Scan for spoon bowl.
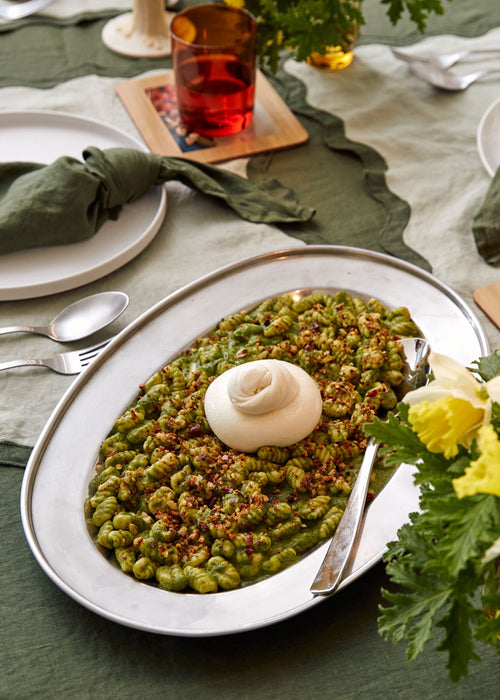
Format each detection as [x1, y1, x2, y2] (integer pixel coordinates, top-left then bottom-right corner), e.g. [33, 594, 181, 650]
[391, 47, 500, 71]
[0, 291, 129, 342]
[310, 336, 431, 596]
[0, 0, 56, 20]
[400, 336, 431, 393]
[408, 61, 500, 91]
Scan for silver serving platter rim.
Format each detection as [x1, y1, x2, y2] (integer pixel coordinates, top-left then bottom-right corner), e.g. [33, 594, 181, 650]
[20, 245, 489, 637]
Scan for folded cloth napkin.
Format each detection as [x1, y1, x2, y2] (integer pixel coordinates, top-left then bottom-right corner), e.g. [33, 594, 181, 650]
[472, 166, 500, 265]
[0, 147, 315, 254]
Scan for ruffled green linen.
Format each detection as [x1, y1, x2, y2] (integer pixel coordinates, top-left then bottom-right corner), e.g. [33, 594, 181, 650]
[0, 441, 31, 468]
[0, 147, 314, 254]
[248, 67, 430, 271]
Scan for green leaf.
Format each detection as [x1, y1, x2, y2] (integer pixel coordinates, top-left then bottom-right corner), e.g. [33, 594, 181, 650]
[437, 598, 481, 683]
[470, 350, 500, 381]
[370, 348, 500, 680]
[379, 584, 452, 654]
[475, 607, 500, 646]
[384, 518, 432, 569]
[380, 0, 447, 31]
[238, 0, 451, 71]
[365, 410, 424, 460]
[490, 402, 500, 434]
[365, 409, 449, 480]
[438, 495, 500, 577]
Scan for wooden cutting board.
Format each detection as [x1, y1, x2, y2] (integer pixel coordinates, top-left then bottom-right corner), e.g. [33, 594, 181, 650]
[473, 281, 500, 329]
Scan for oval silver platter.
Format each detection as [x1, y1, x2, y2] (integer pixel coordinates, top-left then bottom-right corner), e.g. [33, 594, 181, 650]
[21, 246, 490, 637]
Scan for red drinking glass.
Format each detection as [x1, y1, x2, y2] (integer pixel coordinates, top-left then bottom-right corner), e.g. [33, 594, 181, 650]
[171, 4, 257, 138]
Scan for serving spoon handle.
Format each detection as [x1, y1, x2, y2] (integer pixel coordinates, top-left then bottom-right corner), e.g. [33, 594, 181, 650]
[310, 438, 379, 595]
[310, 336, 431, 596]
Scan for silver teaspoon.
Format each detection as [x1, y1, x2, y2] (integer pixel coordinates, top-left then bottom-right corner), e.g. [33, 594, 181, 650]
[310, 337, 431, 596]
[409, 61, 500, 91]
[391, 47, 500, 70]
[0, 291, 129, 342]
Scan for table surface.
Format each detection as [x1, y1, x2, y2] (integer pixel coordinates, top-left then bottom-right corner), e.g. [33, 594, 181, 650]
[1, 1, 500, 698]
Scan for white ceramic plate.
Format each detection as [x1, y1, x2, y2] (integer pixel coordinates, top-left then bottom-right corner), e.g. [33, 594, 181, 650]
[21, 247, 489, 637]
[477, 96, 500, 176]
[0, 110, 167, 300]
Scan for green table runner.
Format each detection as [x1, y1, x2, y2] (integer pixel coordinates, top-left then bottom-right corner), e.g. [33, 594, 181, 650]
[0, 1, 432, 277]
[248, 67, 427, 269]
[2, 0, 500, 84]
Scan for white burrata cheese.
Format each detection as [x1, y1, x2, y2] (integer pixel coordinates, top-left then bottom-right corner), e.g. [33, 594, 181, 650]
[204, 359, 323, 452]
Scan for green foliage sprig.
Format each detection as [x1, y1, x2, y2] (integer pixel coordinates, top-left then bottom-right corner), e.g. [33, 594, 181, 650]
[365, 351, 500, 682]
[224, 0, 453, 72]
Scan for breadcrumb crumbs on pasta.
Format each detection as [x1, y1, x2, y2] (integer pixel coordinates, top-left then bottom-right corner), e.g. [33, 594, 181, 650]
[86, 291, 420, 593]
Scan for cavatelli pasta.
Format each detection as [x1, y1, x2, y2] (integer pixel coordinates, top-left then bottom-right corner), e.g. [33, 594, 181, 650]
[184, 565, 218, 593]
[91, 496, 118, 526]
[206, 556, 241, 590]
[319, 506, 344, 539]
[87, 290, 420, 593]
[262, 547, 298, 574]
[133, 557, 156, 580]
[297, 495, 331, 520]
[156, 564, 188, 591]
[115, 547, 136, 573]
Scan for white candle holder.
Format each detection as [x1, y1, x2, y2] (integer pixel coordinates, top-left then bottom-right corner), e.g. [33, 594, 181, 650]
[102, 0, 175, 58]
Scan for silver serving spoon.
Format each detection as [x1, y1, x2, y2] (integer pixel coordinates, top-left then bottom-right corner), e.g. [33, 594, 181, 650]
[310, 337, 431, 596]
[409, 61, 500, 91]
[392, 46, 500, 71]
[0, 0, 55, 21]
[0, 291, 129, 342]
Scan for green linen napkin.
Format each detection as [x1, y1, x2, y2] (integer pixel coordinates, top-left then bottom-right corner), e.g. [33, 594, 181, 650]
[0, 147, 315, 254]
[472, 166, 500, 265]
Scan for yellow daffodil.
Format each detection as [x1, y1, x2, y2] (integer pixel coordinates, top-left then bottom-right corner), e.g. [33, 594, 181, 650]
[452, 424, 500, 498]
[407, 397, 483, 459]
[404, 351, 500, 459]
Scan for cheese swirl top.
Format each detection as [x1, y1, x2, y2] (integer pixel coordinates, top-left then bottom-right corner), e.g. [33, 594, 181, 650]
[204, 359, 323, 452]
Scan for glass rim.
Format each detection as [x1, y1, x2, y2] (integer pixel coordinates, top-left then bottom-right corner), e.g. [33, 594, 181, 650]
[170, 3, 257, 50]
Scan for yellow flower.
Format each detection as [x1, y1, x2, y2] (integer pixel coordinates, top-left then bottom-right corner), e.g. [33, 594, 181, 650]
[408, 397, 484, 459]
[224, 0, 246, 7]
[404, 351, 500, 458]
[452, 424, 500, 498]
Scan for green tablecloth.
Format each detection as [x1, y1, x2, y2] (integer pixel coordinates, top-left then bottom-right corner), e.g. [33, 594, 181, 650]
[1, 1, 499, 697]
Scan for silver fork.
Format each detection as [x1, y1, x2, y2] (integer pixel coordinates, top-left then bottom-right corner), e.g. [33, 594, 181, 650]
[0, 0, 55, 21]
[0, 339, 110, 375]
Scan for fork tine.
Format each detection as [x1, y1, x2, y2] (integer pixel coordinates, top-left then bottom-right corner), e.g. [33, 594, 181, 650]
[78, 339, 111, 366]
[78, 339, 111, 358]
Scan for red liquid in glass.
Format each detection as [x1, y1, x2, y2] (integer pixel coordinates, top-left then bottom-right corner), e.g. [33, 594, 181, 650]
[175, 54, 255, 137]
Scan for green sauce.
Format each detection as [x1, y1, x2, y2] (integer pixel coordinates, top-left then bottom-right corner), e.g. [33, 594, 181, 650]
[86, 290, 420, 593]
